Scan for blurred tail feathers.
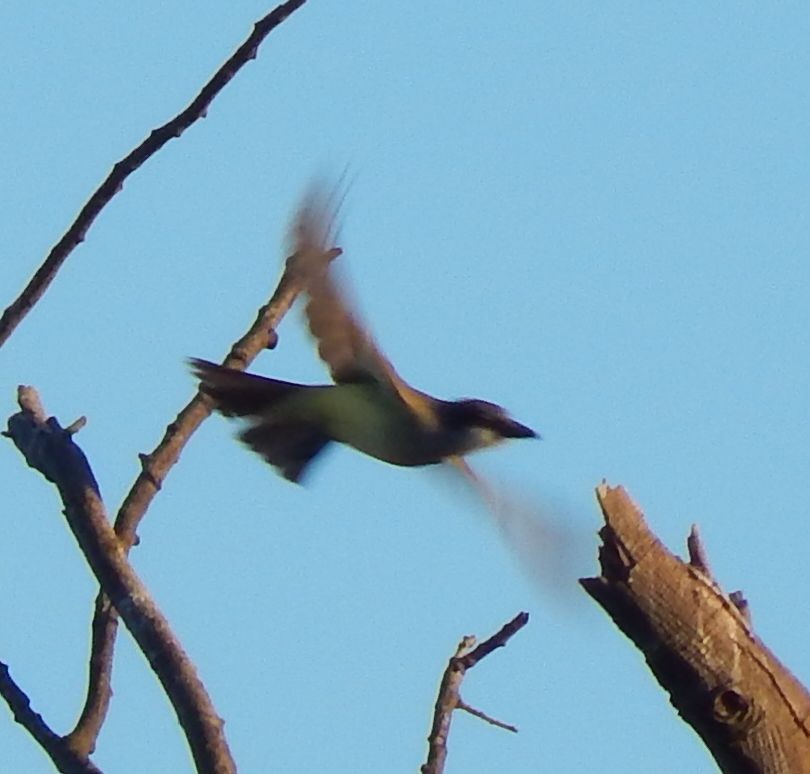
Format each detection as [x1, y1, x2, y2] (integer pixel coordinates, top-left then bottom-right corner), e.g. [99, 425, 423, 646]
[190, 358, 330, 482]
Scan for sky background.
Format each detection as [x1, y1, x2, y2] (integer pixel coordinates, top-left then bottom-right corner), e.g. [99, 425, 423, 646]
[1, 3, 809, 772]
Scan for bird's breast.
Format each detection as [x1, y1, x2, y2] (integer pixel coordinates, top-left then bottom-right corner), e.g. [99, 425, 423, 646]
[289, 383, 447, 466]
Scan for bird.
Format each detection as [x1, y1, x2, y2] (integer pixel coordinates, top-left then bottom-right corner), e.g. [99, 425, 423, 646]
[190, 187, 537, 484]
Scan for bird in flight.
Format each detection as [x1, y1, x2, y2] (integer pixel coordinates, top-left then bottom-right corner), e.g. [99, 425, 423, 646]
[191, 187, 536, 484]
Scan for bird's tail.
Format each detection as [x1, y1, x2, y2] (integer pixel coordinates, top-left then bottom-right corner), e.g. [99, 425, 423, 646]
[189, 358, 330, 482]
[190, 358, 303, 417]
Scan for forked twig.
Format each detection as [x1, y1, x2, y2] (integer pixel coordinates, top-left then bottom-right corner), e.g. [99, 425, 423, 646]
[68, 223, 339, 754]
[422, 612, 529, 774]
[5, 389, 236, 773]
[0, 662, 101, 773]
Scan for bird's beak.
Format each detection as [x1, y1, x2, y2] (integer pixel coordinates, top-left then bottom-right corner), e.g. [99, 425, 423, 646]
[501, 419, 538, 439]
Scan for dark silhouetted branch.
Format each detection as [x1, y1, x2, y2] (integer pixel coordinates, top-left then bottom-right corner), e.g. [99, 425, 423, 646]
[582, 483, 810, 774]
[5, 389, 236, 773]
[422, 612, 528, 774]
[0, 662, 101, 774]
[68, 236, 340, 754]
[0, 0, 306, 349]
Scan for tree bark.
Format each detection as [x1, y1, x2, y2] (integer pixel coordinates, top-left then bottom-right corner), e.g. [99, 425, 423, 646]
[582, 483, 810, 773]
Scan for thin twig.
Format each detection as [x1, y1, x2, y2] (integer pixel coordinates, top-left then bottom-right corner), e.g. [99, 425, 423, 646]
[458, 612, 529, 670]
[421, 612, 528, 774]
[456, 698, 518, 733]
[0, 0, 307, 349]
[6, 391, 236, 773]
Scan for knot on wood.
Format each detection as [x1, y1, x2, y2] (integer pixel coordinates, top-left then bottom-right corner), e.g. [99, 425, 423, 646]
[711, 687, 761, 734]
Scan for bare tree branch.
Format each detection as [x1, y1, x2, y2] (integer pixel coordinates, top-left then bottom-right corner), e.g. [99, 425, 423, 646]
[68, 241, 340, 754]
[65, 593, 118, 757]
[422, 612, 528, 774]
[0, 0, 307, 349]
[581, 483, 810, 773]
[456, 613, 529, 671]
[0, 662, 101, 774]
[5, 390, 236, 773]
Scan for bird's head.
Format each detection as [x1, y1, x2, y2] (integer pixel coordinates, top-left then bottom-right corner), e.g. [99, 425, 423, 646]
[441, 398, 538, 450]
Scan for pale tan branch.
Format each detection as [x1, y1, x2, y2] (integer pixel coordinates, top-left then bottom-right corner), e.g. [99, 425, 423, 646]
[581, 483, 810, 773]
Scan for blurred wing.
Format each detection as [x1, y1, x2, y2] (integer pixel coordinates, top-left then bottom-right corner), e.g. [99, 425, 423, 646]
[291, 183, 438, 427]
[305, 265, 392, 385]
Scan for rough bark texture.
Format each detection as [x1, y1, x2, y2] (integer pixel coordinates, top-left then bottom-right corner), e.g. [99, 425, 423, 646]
[581, 483, 810, 773]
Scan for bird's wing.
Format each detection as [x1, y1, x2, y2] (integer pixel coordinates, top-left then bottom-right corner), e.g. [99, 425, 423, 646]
[291, 184, 439, 428]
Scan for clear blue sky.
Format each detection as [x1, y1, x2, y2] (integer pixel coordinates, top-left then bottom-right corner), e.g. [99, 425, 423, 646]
[2, 3, 808, 772]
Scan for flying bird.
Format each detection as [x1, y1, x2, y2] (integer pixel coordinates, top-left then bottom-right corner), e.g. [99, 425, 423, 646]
[191, 188, 536, 484]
